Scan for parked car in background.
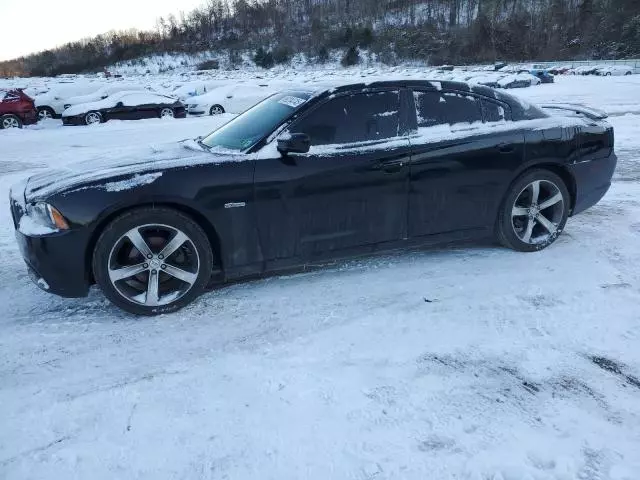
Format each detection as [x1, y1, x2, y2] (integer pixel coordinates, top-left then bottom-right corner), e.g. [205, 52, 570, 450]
[63, 84, 149, 110]
[186, 83, 279, 115]
[532, 70, 555, 83]
[171, 80, 229, 102]
[498, 73, 541, 88]
[10, 80, 617, 315]
[62, 91, 186, 126]
[0, 89, 38, 129]
[34, 82, 104, 120]
[596, 65, 634, 76]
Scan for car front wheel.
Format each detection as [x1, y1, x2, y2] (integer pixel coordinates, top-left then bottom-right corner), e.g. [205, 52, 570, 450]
[496, 169, 570, 252]
[160, 108, 174, 118]
[209, 104, 225, 115]
[37, 107, 55, 120]
[93, 208, 214, 315]
[1, 114, 22, 129]
[85, 111, 102, 125]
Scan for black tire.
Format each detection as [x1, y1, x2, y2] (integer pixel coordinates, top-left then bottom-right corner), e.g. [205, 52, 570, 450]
[1, 114, 23, 129]
[625, 71, 632, 76]
[496, 169, 570, 252]
[92, 207, 214, 316]
[209, 104, 225, 115]
[37, 106, 56, 120]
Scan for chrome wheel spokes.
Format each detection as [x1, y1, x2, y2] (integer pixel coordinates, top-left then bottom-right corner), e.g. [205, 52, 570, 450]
[511, 179, 565, 245]
[108, 224, 200, 307]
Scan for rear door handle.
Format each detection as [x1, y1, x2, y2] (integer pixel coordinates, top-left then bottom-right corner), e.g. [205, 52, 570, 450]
[374, 160, 405, 173]
[498, 143, 515, 154]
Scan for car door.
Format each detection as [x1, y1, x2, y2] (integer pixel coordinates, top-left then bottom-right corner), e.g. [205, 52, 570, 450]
[107, 95, 134, 120]
[253, 88, 412, 262]
[408, 89, 525, 237]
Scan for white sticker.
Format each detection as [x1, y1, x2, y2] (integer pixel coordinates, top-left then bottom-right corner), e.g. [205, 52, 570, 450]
[278, 96, 306, 108]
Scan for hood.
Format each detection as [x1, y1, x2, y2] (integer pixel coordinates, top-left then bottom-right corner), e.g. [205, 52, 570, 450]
[24, 139, 237, 201]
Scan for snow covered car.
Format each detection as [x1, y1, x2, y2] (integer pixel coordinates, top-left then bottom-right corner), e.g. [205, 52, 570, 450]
[63, 84, 148, 110]
[497, 73, 541, 89]
[34, 83, 104, 120]
[170, 80, 229, 102]
[596, 65, 634, 76]
[62, 91, 186, 125]
[0, 89, 38, 129]
[532, 70, 555, 83]
[186, 84, 278, 115]
[10, 80, 617, 315]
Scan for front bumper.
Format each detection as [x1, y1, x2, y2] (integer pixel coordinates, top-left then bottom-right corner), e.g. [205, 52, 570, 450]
[569, 152, 617, 216]
[14, 230, 91, 297]
[61, 116, 84, 126]
[10, 184, 91, 298]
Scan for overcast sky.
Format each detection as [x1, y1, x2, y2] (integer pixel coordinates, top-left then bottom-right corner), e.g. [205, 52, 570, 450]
[0, 0, 204, 61]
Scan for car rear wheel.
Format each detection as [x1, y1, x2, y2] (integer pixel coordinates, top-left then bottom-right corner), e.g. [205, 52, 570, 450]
[496, 169, 570, 252]
[1, 114, 22, 129]
[160, 108, 174, 118]
[209, 104, 225, 115]
[37, 107, 55, 120]
[93, 208, 214, 316]
[84, 111, 102, 125]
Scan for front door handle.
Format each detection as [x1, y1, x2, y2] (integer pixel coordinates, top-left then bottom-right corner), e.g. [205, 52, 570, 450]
[497, 143, 515, 154]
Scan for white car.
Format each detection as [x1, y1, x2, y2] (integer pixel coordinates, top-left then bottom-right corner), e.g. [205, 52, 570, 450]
[597, 65, 635, 76]
[171, 80, 229, 102]
[34, 83, 104, 119]
[63, 84, 149, 110]
[186, 84, 281, 115]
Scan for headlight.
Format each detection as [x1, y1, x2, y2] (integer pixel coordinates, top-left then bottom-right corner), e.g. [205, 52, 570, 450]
[63, 104, 71, 109]
[25, 202, 69, 230]
[188, 104, 199, 109]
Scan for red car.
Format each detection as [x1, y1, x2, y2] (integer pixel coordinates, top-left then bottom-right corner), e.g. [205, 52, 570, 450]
[1, 89, 38, 129]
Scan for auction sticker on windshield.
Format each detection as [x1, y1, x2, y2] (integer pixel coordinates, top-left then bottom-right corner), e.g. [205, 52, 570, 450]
[278, 96, 306, 108]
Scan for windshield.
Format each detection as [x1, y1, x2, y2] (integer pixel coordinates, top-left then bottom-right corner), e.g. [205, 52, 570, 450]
[201, 91, 313, 151]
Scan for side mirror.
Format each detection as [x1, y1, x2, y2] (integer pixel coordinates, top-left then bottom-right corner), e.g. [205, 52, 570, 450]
[277, 133, 310, 155]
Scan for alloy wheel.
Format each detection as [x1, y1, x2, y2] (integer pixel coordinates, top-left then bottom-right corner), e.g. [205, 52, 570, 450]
[160, 108, 174, 118]
[85, 112, 101, 125]
[511, 179, 565, 245]
[210, 105, 224, 115]
[38, 109, 53, 120]
[2, 116, 20, 129]
[107, 224, 200, 307]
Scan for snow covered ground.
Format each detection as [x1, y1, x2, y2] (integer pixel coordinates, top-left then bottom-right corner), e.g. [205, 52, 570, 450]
[1, 75, 640, 480]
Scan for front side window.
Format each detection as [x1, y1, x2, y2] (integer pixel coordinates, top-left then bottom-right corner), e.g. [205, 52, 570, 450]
[413, 90, 482, 128]
[290, 91, 401, 146]
[201, 91, 312, 151]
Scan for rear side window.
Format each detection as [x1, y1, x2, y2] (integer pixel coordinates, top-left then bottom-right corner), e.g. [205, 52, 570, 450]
[482, 100, 508, 122]
[291, 91, 400, 146]
[2, 92, 20, 102]
[413, 90, 482, 127]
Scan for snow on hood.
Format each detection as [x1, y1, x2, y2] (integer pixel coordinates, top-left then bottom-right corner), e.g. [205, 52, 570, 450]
[23, 139, 238, 201]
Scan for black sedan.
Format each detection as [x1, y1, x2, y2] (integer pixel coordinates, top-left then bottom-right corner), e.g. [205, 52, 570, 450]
[10, 81, 616, 315]
[61, 91, 186, 126]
